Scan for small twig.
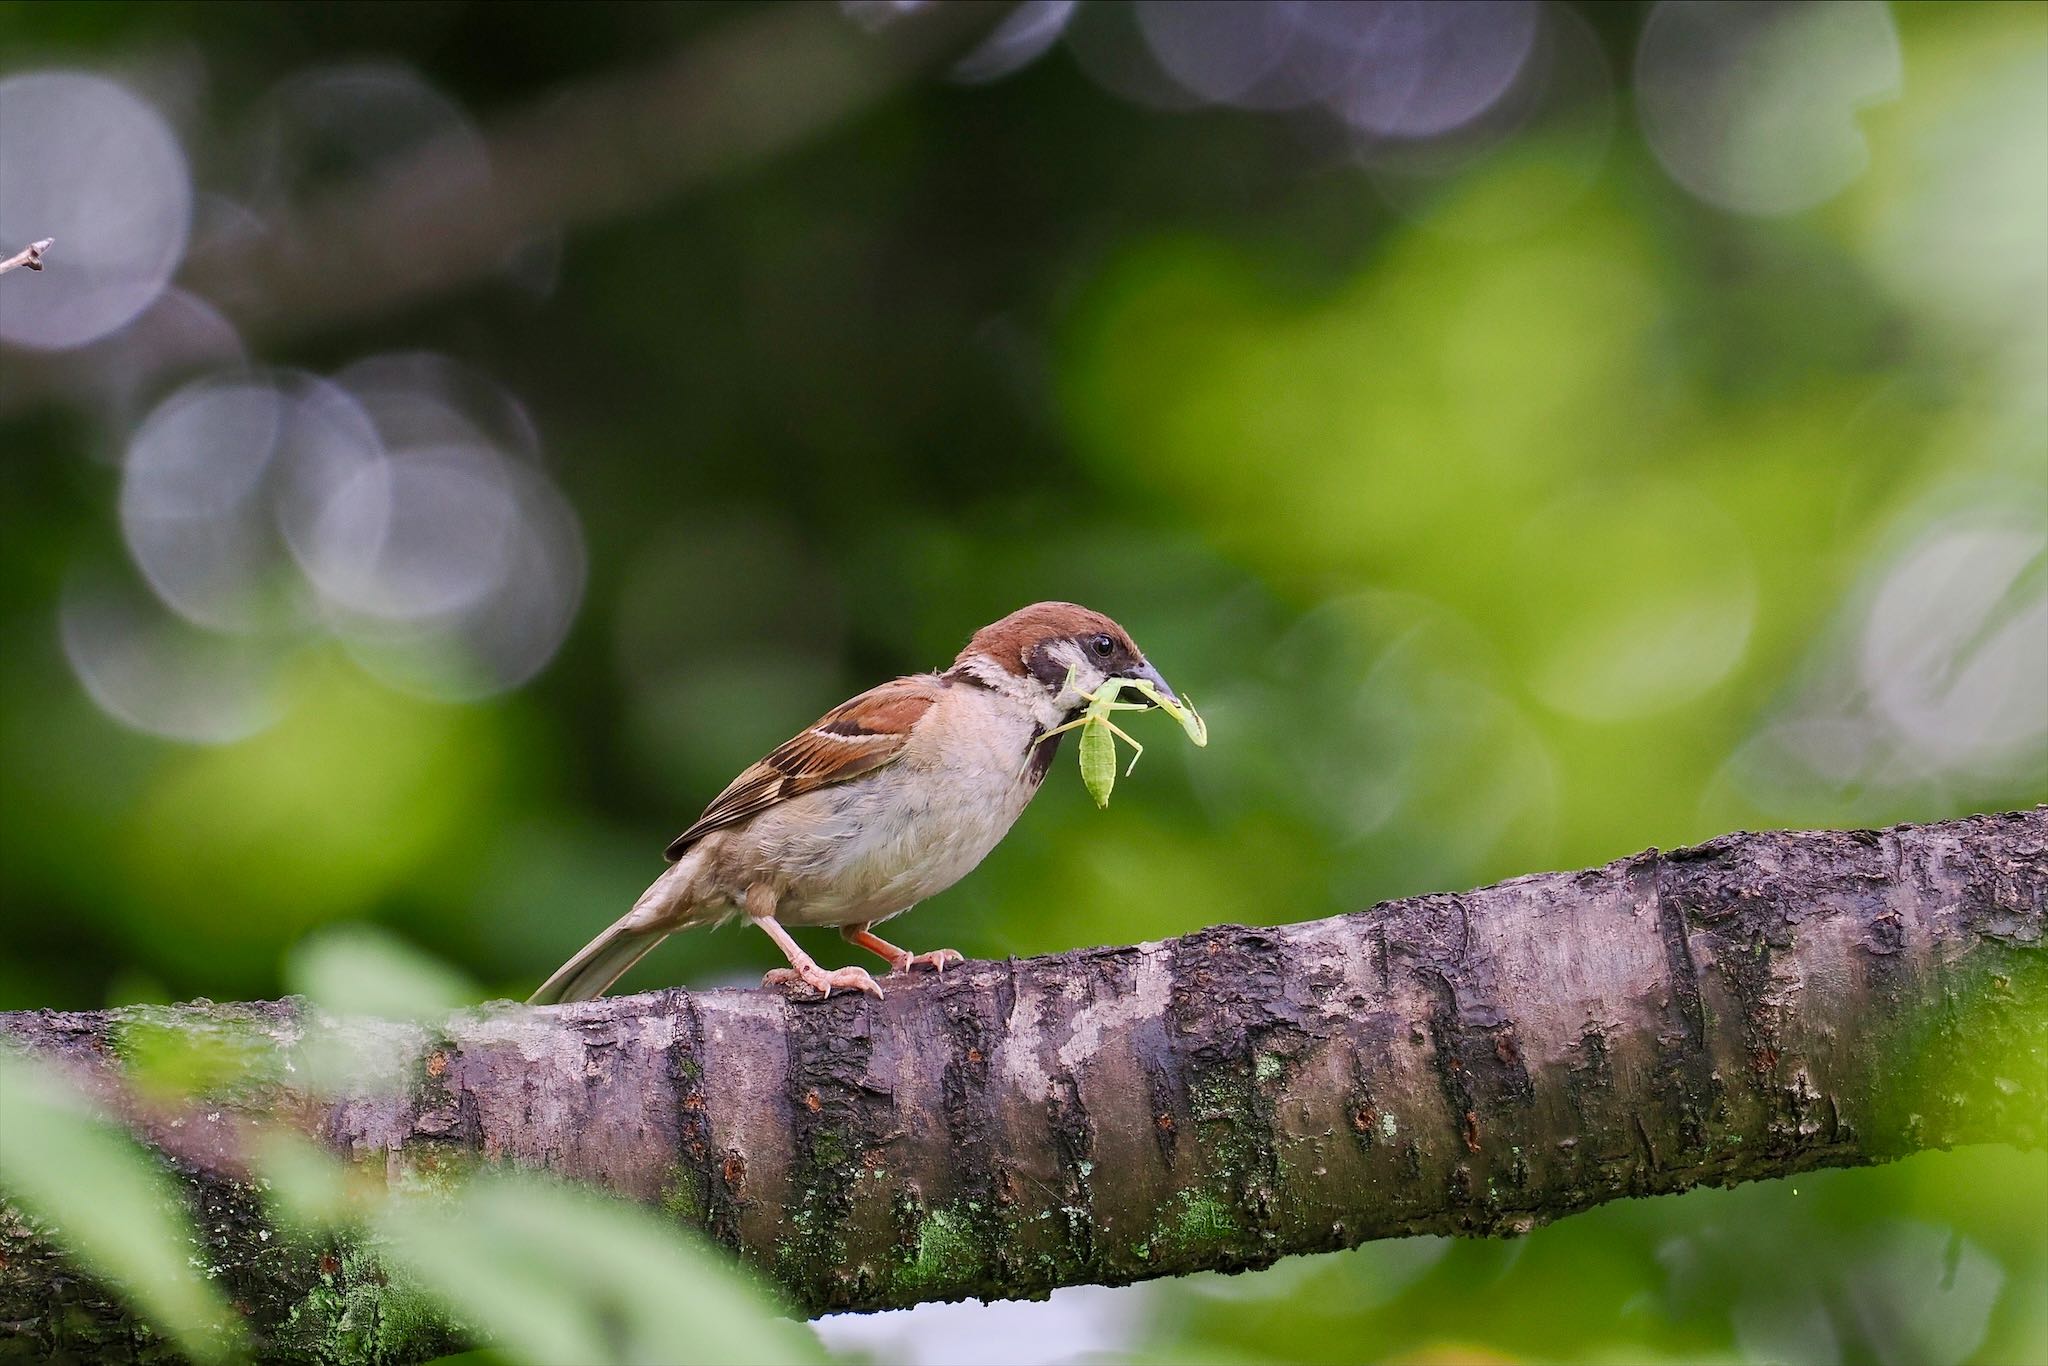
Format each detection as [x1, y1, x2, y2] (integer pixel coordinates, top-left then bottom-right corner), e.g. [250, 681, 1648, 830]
[0, 238, 53, 275]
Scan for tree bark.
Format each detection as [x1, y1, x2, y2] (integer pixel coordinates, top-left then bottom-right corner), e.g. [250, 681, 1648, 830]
[2, 809, 2043, 1362]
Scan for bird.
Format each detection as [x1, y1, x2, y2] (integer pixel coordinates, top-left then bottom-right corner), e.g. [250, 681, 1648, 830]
[529, 601, 1183, 1005]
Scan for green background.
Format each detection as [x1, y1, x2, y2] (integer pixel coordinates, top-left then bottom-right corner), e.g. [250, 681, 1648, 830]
[1, 3, 2042, 1363]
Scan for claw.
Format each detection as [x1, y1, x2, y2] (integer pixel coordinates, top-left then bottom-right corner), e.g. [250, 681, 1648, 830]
[764, 963, 885, 1001]
[891, 947, 964, 977]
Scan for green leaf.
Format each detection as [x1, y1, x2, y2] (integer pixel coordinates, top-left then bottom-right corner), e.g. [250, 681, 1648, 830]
[377, 1172, 822, 1366]
[116, 1011, 280, 1102]
[252, 1129, 362, 1231]
[286, 924, 481, 1021]
[0, 1050, 245, 1362]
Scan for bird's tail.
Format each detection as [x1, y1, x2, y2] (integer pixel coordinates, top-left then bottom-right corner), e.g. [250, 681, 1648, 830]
[528, 857, 699, 1005]
[527, 917, 672, 1004]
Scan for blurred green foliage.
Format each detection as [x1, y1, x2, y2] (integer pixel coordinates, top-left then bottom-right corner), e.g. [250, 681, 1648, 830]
[0, 1, 2043, 1363]
[377, 1175, 821, 1366]
[0, 1050, 244, 1362]
[3, 936, 823, 1364]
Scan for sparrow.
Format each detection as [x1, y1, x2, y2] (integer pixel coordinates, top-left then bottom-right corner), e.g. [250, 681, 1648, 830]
[529, 602, 1183, 1004]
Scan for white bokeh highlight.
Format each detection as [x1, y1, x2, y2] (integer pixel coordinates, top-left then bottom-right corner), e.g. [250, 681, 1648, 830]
[60, 567, 284, 744]
[0, 70, 193, 351]
[1636, 0, 1902, 217]
[1725, 495, 2048, 818]
[334, 352, 543, 463]
[1860, 516, 2047, 776]
[337, 454, 586, 702]
[72, 352, 587, 739]
[120, 377, 287, 632]
[953, 0, 1079, 85]
[1085, 0, 1539, 137]
[1329, 0, 1540, 139]
[1361, 2, 1615, 239]
[316, 358, 583, 701]
[299, 443, 521, 624]
[1134, 0, 1303, 106]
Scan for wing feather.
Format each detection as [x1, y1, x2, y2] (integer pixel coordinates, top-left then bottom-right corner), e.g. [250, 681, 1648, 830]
[663, 676, 939, 860]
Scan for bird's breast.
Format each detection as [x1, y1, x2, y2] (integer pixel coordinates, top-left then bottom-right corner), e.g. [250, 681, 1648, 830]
[754, 699, 1045, 926]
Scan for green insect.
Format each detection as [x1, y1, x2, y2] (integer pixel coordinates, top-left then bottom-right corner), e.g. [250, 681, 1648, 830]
[1032, 671, 1208, 808]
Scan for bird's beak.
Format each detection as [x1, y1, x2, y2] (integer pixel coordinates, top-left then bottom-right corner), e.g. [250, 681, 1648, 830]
[1121, 660, 1180, 709]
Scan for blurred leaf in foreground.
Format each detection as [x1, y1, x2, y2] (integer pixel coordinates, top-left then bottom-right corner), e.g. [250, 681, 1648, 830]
[0, 1049, 244, 1362]
[254, 1128, 370, 1232]
[287, 923, 483, 1021]
[116, 1009, 281, 1103]
[378, 1172, 823, 1366]
[283, 924, 487, 1097]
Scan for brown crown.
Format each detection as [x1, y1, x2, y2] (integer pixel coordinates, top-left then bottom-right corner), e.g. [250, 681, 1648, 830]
[954, 601, 1136, 676]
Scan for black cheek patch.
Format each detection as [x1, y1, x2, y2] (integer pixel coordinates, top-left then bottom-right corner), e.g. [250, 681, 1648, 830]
[1025, 642, 1071, 691]
[1026, 729, 1065, 785]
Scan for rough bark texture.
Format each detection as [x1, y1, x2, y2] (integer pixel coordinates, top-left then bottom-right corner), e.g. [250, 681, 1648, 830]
[2, 810, 2043, 1362]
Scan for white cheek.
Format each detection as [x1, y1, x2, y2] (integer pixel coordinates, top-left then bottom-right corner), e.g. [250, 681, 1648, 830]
[1045, 640, 1107, 701]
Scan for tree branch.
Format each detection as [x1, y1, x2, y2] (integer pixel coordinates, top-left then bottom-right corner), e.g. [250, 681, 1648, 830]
[0, 239, 52, 275]
[2, 810, 2042, 1360]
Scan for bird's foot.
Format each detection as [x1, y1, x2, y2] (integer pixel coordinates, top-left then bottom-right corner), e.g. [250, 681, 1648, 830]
[763, 962, 885, 1001]
[889, 948, 964, 976]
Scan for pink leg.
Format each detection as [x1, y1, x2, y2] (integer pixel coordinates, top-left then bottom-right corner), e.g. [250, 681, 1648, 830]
[747, 886, 882, 1000]
[841, 923, 964, 976]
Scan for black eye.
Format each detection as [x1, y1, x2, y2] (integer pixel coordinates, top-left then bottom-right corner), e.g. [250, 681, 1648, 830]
[1090, 634, 1115, 658]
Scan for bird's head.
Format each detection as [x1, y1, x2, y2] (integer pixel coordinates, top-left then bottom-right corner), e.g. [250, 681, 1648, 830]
[952, 601, 1179, 727]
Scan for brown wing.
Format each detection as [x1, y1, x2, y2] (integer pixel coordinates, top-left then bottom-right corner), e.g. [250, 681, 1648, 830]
[663, 676, 940, 860]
